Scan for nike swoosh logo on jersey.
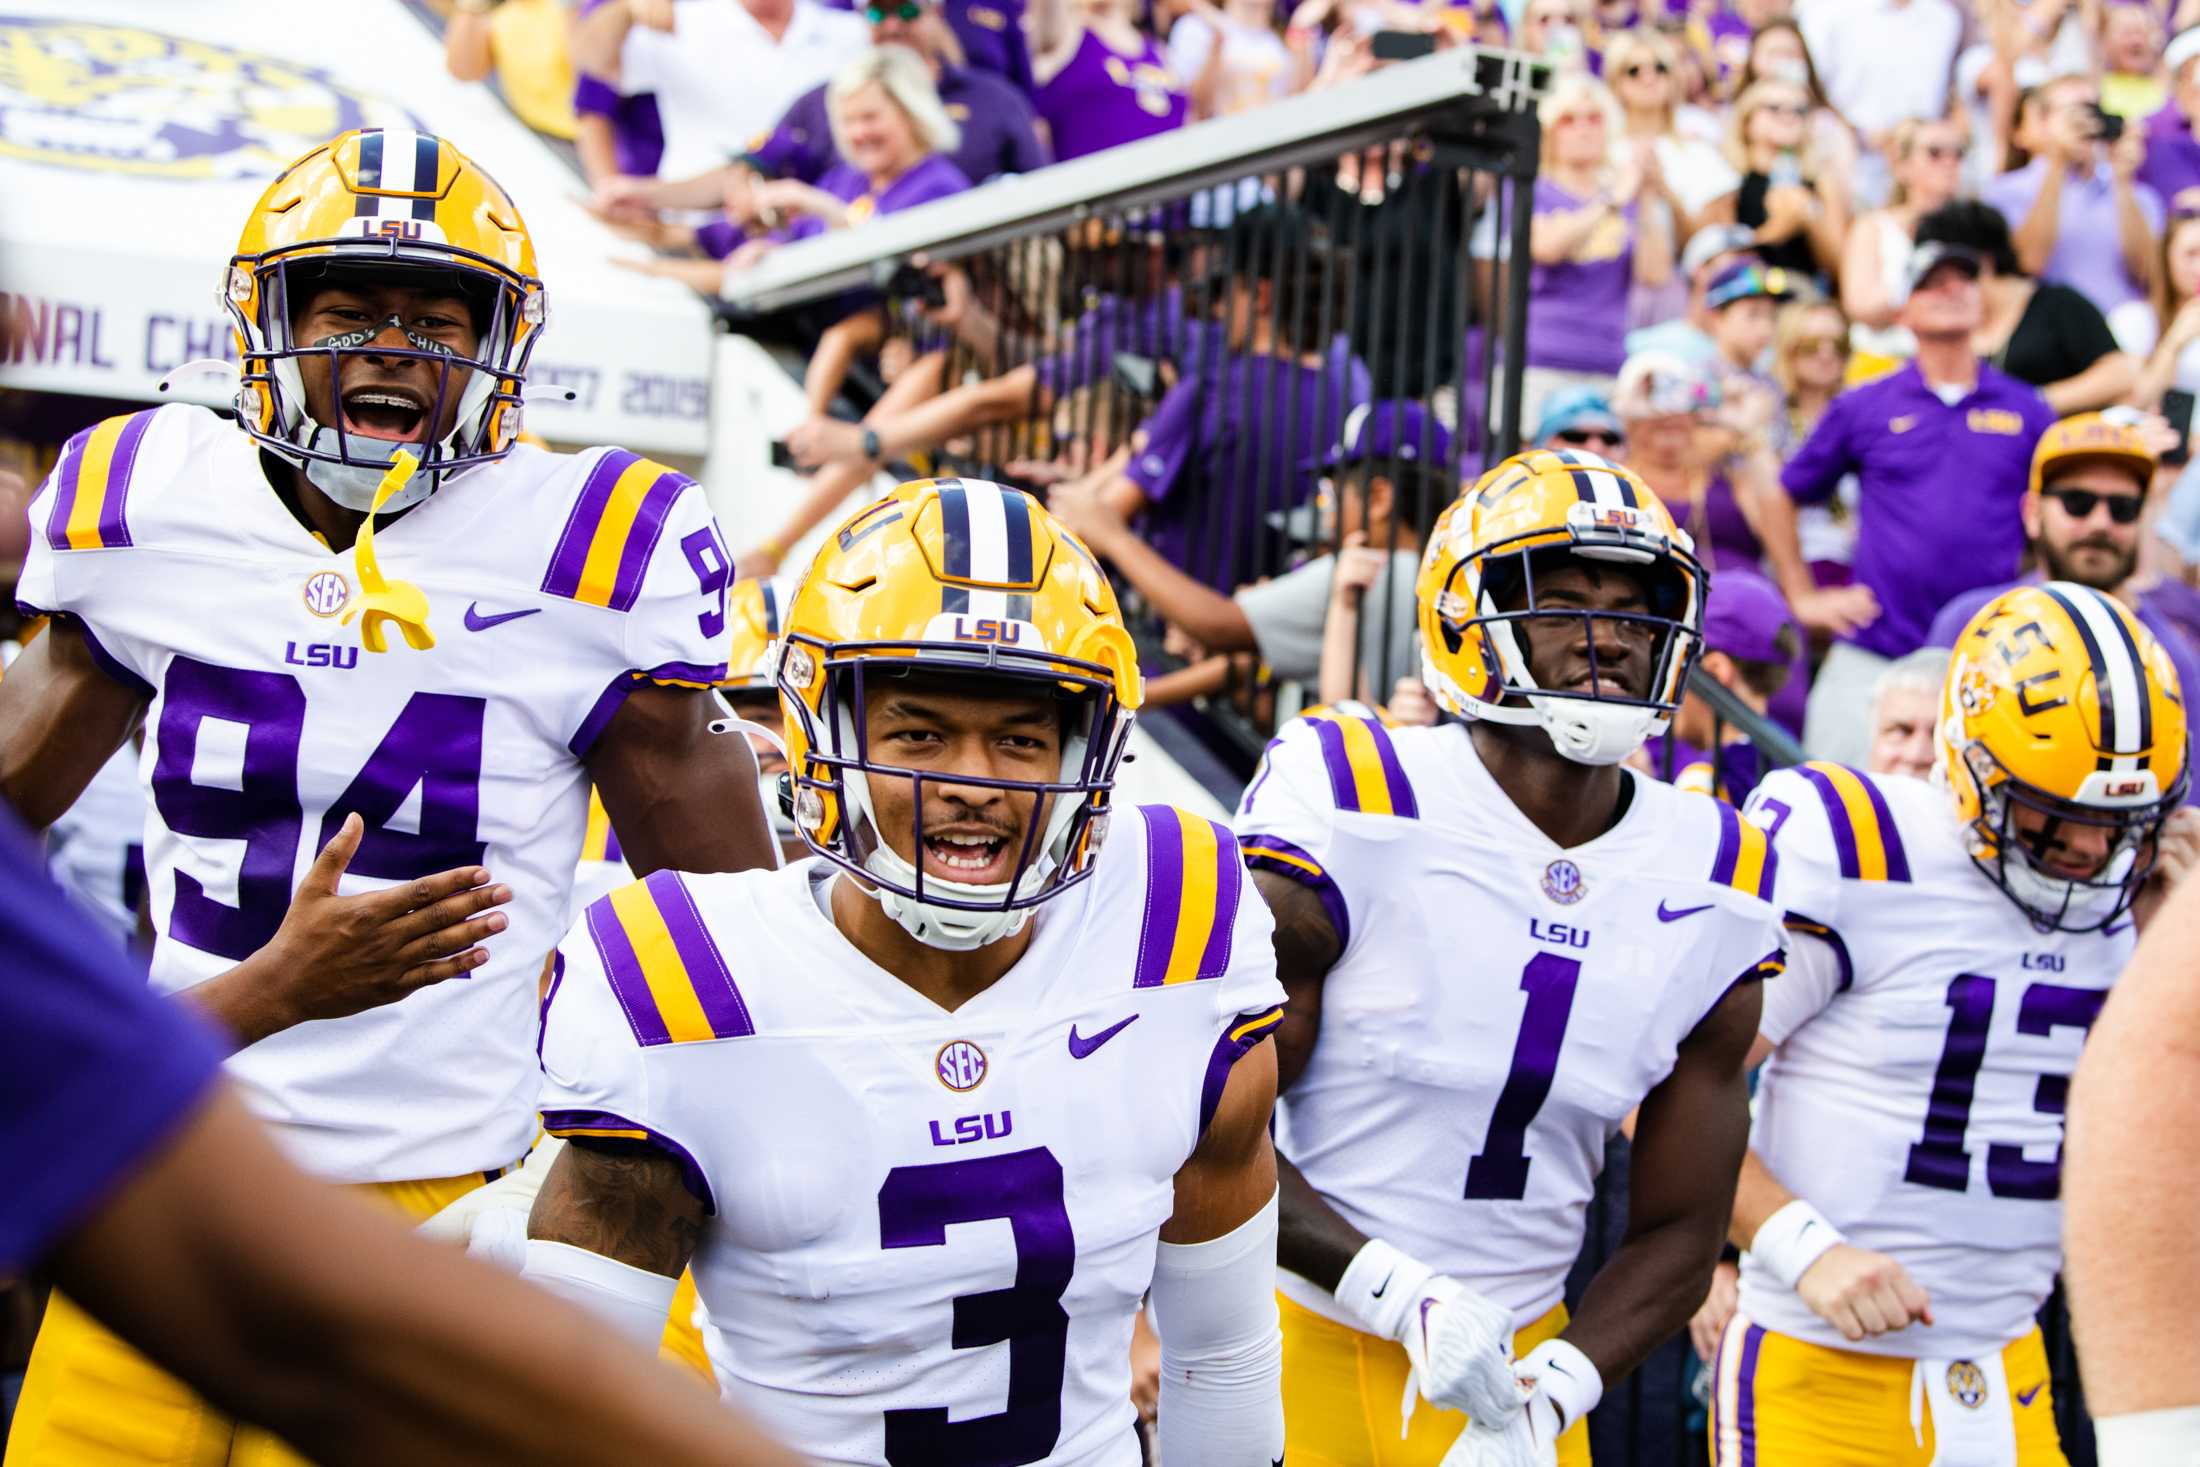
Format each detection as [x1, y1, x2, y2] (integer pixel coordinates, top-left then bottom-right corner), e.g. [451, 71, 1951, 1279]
[464, 602, 542, 632]
[2017, 1384, 2043, 1407]
[1657, 900, 1714, 922]
[1067, 1013, 1139, 1058]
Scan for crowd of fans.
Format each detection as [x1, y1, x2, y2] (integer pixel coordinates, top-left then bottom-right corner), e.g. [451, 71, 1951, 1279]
[433, 0, 2200, 806]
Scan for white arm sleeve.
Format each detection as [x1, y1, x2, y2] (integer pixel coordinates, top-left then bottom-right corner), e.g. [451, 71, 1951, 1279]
[1151, 1191, 1286, 1466]
[520, 1240, 680, 1350]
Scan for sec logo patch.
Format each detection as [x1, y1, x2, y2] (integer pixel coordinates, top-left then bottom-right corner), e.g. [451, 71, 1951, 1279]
[1541, 858, 1586, 905]
[936, 1040, 988, 1092]
[302, 570, 351, 618]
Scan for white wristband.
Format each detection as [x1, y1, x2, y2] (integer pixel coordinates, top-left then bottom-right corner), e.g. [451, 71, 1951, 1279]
[1335, 1237, 1435, 1342]
[1749, 1199, 1846, 1290]
[2094, 1405, 2200, 1465]
[1520, 1338, 1603, 1432]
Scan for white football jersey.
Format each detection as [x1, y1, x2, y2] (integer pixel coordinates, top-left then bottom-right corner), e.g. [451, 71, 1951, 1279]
[18, 405, 734, 1182]
[1737, 763, 2132, 1360]
[1236, 710, 1787, 1328]
[537, 806, 1286, 1467]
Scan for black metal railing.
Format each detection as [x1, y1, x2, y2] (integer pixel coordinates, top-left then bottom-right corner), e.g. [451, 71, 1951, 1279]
[723, 45, 1548, 772]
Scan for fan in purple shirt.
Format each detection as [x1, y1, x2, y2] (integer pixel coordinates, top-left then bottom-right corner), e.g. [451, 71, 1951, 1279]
[1110, 208, 1372, 593]
[1030, 0, 1187, 162]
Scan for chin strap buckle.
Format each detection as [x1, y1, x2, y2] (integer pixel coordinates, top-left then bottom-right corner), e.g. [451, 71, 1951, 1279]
[341, 451, 435, 653]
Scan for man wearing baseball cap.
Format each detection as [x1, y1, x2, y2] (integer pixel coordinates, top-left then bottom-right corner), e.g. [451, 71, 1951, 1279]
[1646, 568, 1801, 805]
[1048, 399, 1451, 704]
[1757, 240, 2056, 765]
[1926, 412, 2200, 771]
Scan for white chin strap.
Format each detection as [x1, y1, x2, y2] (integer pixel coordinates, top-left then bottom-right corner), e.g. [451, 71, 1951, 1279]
[834, 711, 1093, 952]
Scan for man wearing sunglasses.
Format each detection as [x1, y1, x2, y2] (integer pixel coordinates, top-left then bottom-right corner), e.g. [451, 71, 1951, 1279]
[1926, 413, 2200, 790]
[1531, 385, 1628, 456]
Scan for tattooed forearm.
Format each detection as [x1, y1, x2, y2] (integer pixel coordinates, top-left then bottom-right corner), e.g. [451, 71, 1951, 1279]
[526, 1138, 706, 1278]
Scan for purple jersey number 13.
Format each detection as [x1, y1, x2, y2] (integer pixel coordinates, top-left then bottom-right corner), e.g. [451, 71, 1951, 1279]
[877, 1147, 1075, 1466]
[1465, 953, 1583, 1200]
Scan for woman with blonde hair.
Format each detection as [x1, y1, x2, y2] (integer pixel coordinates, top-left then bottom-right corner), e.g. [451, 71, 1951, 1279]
[1604, 27, 1737, 246]
[1471, 72, 1676, 428]
[1702, 74, 1851, 279]
[1839, 114, 1968, 368]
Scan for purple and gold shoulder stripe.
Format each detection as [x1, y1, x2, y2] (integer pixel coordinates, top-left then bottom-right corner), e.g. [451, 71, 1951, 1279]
[1199, 1005, 1287, 1135]
[44, 411, 155, 552]
[1299, 706, 1417, 818]
[1708, 799, 1778, 903]
[1134, 806, 1247, 988]
[541, 448, 694, 612]
[1237, 834, 1350, 951]
[1792, 761, 1911, 883]
[581, 787, 624, 864]
[585, 870, 754, 1046]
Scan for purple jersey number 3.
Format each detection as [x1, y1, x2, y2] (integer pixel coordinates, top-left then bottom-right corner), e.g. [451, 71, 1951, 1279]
[152, 657, 487, 961]
[877, 1148, 1075, 1466]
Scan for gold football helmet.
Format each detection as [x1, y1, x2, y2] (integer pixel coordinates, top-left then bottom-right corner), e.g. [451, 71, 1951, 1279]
[775, 479, 1143, 949]
[1940, 581, 2188, 930]
[1417, 448, 1706, 764]
[226, 128, 546, 508]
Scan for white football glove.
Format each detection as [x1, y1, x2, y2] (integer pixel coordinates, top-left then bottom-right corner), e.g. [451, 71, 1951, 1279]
[418, 1135, 565, 1272]
[1438, 1339, 1602, 1467]
[1332, 1240, 1521, 1433]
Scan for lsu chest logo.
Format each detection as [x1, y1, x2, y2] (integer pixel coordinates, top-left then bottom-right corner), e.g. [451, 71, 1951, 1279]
[0, 19, 423, 180]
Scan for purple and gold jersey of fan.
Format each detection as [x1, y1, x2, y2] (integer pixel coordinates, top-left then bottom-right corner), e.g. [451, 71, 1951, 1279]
[536, 806, 1285, 1465]
[1033, 30, 1186, 163]
[16, 404, 736, 1184]
[1236, 712, 1785, 1329]
[1739, 764, 2133, 1361]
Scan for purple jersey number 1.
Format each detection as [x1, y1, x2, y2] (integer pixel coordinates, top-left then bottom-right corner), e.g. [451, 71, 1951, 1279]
[877, 1147, 1074, 1466]
[1465, 953, 1584, 1201]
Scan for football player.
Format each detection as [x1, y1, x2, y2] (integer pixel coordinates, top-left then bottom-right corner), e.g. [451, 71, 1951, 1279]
[0, 129, 775, 1465]
[1714, 582, 2191, 1466]
[1236, 449, 1785, 1465]
[523, 478, 1289, 1465]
